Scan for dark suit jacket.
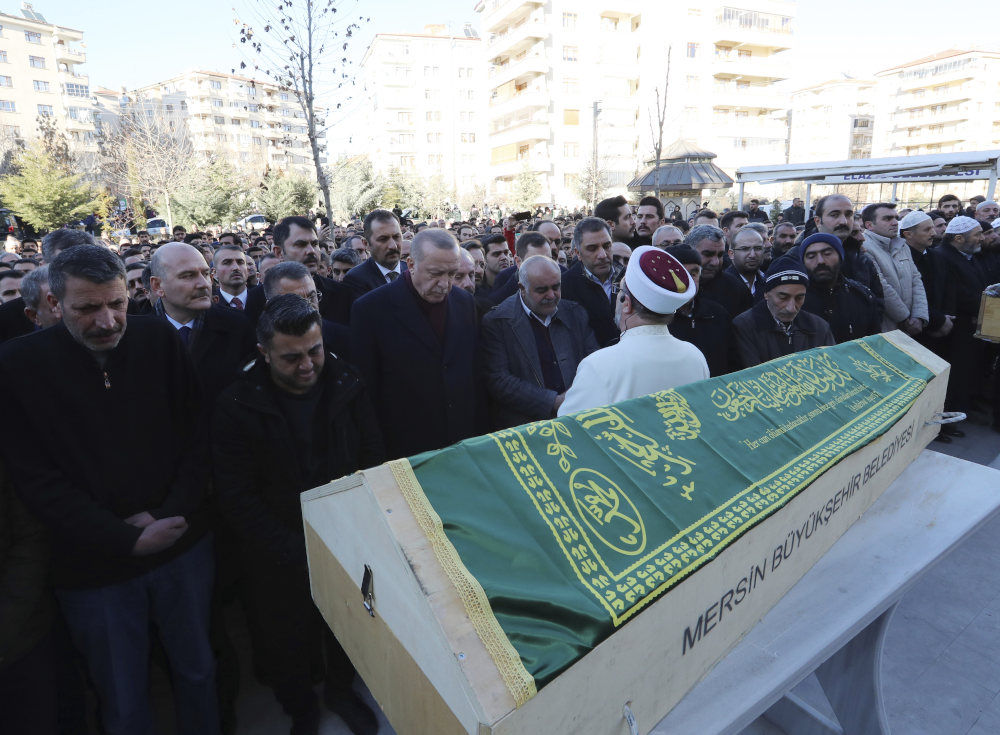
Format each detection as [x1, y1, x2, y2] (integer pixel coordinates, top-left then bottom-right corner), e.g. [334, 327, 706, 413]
[350, 277, 482, 460]
[480, 295, 598, 429]
[560, 261, 618, 347]
[342, 258, 407, 300]
[0, 297, 32, 345]
[158, 305, 257, 405]
[244, 284, 266, 326]
[316, 273, 352, 325]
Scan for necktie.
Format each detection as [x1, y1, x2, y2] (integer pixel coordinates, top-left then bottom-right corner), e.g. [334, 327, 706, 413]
[178, 326, 192, 346]
[386, 271, 399, 282]
[231, 296, 244, 310]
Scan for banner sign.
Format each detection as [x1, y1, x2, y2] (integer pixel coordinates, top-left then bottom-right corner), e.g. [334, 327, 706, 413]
[396, 336, 934, 693]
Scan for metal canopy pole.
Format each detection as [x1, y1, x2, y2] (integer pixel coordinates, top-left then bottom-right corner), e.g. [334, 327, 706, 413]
[891, 182, 898, 204]
[738, 181, 745, 210]
[987, 158, 999, 201]
[804, 182, 813, 223]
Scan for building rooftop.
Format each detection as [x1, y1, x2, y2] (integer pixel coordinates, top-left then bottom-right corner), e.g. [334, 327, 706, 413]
[877, 48, 1000, 75]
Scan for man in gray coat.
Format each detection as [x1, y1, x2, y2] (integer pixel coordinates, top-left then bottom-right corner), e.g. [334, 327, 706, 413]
[861, 203, 929, 336]
[481, 256, 598, 429]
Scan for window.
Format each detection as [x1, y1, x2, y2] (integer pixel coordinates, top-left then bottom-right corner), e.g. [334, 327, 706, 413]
[600, 16, 618, 32]
[564, 109, 579, 125]
[686, 43, 699, 58]
[425, 110, 440, 122]
[210, 80, 222, 90]
[0, 100, 14, 112]
[28, 56, 45, 69]
[248, 103, 259, 112]
[460, 132, 476, 143]
[165, 104, 174, 112]
[279, 92, 289, 101]
[24, 31, 40, 44]
[213, 115, 224, 124]
[37, 104, 53, 116]
[686, 75, 700, 90]
[563, 78, 579, 96]
[212, 99, 223, 108]
[564, 173, 579, 189]
[563, 46, 578, 62]
[216, 133, 228, 143]
[563, 12, 577, 28]
[231, 118, 241, 126]
[280, 107, 291, 116]
[396, 111, 413, 124]
[250, 119, 261, 128]
[0, 51, 6, 63]
[253, 136, 263, 146]
[0, 76, 10, 87]
[2, 125, 19, 136]
[738, 49, 751, 59]
[68, 107, 90, 122]
[564, 142, 579, 157]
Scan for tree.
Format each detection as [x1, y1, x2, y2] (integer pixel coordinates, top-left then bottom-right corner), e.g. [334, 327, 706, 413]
[0, 142, 102, 231]
[257, 169, 318, 223]
[647, 47, 672, 199]
[575, 158, 610, 208]
[510, 164, 541, 212]
[327, 155, 382, 219]
[98, 98, 194, 229]
[236, 0, 367, 220]
[173, 157, 257, 230]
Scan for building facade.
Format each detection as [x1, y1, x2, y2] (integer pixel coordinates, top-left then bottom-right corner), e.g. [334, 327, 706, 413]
[130, 70, 323, 177]
[789, 77, 874, 163]
[873, 49, 1000, 158]
[358, 27, 487, 199]
[0, 4, 94, 153]
[476, 0, 796, 205]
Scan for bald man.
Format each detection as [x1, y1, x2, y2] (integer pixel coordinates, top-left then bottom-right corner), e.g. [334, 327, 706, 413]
[480, 256, 597, 428]
[150, 242, 256, 402]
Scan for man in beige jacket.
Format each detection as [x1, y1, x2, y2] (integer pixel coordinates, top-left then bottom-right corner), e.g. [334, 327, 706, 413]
[860, 202, 929, 336]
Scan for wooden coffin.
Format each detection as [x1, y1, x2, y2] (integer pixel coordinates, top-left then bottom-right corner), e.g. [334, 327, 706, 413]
[302, 332, 948, 735]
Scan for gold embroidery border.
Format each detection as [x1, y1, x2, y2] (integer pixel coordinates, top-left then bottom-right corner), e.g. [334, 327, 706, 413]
[388, 458, 537, 708]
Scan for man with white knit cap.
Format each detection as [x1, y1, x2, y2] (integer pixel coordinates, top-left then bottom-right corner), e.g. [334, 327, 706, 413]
[558, 246, 709, 415]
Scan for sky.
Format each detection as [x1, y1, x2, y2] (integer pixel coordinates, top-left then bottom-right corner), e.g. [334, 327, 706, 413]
[15, 0, 998, 151]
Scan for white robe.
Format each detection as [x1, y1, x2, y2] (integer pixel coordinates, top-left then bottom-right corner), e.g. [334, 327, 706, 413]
[557, 324, 710, 416]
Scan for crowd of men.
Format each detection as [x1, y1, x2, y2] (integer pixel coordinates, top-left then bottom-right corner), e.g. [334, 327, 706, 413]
[0, 188, 996, 735]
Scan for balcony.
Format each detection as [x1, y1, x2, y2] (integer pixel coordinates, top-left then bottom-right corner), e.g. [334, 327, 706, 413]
[710, 119, 788, 141]
[489, 53, 547, 87]
[489, 120, 549, 149]
[712, 54, 787, 83]
[489, 86, 548, 119]
[488, 17, 546, 60]
[714, 6, 794, 51]
[54, 43, 86, 64]
[490, 155, 548, 179]
[481, 0, 543, 34]
[712, 86, 785, 112]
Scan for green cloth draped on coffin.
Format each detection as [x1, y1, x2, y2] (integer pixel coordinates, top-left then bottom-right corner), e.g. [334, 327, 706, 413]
[403, 335, 933, 693]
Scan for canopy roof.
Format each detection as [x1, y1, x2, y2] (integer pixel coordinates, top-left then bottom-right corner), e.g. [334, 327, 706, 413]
[627, 139, 733, 192]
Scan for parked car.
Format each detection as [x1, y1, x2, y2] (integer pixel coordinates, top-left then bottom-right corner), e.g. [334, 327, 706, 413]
[0, 209, 23, 242]
[146, 218, 171, 237]
[235, 214, 269, 232]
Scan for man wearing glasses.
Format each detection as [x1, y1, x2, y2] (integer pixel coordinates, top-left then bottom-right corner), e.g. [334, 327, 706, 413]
[721, 227, 768, 317]
[651, 225, 684, 249]
[262, 261, 350, 360]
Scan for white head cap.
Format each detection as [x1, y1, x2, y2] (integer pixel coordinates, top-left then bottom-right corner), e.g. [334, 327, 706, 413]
[623, 246, 696, 315]
[898, 210, 931, 231]
[945, 216, 981, 235]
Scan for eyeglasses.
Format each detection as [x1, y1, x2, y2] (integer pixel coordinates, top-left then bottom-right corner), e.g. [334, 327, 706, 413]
[661, 239, 682, 246]
[733, 246, 765, 254]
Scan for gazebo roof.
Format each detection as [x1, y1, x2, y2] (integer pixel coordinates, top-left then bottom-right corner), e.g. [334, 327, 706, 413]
[628, 140, 733, 192]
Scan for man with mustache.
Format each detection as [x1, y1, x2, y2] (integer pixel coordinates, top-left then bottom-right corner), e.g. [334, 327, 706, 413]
[125, 261, 151, 314]
[861, 202, 928, 337]
[342, 209, 407, 299]
[480, 255, 597, 428]
[732, 256, 834, 369]
[350, 228, 483, 459]
[0, 245, 218, 735]
[150, 242, 256, 404]
[271, 216, 351, 325]
[811, 194, 884, 302]
[799, 233, 881, 344]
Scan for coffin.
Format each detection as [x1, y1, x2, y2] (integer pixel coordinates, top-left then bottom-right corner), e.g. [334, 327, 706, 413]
[302, 332, 948, 735]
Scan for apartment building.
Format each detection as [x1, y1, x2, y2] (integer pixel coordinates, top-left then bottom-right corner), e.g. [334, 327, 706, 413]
[873, 49, 1000, 158]
[130, 70, 324, 177]
[0, 3, 94, 151]
[789, 76, 874, 163]
[476, 0, 796, 205]
[358, 27, 487, 197]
